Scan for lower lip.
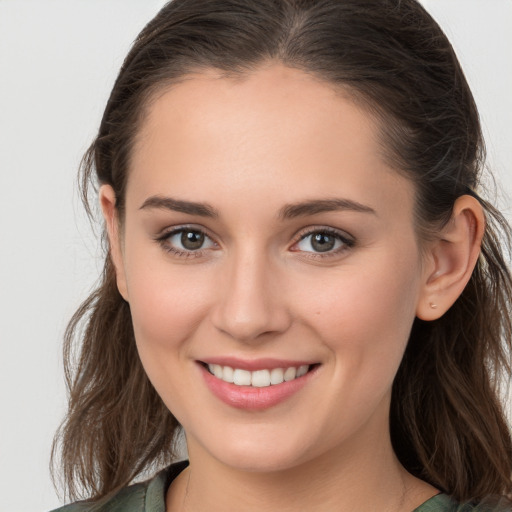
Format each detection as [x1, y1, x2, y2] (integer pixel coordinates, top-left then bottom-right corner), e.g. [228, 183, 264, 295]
[199, 364, 318, 410]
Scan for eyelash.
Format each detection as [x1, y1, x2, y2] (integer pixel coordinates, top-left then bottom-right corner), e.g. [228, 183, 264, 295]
[155, 226, 355, 260]
[155, 226, 217, 259]
[292, 227, 355, 259]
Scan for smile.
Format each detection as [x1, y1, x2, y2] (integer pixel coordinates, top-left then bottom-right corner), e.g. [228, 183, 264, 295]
[199, 360, 319, 410]
[207, 364, 310, 387]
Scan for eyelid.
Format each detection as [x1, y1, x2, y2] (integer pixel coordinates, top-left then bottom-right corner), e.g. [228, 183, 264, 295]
[155, 223, 219, 242]
[293, 225, 354, 244]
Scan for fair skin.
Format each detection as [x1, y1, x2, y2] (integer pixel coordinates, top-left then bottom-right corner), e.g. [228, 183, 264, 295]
[101, 63, 484, 512]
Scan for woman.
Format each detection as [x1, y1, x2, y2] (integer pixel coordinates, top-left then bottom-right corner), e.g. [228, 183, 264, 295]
[51, 0, 512, 510]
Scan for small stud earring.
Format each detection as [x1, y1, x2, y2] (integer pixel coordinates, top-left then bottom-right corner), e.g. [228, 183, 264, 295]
[429, 302, 438, 309]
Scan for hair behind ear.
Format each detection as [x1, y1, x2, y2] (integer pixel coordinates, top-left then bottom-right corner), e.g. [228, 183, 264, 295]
[51, 258, 180, 502]
[391, 198, 512, 504]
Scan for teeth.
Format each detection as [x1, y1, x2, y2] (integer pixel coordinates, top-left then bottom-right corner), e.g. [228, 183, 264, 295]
[207, 364, 310, 387]
[222, 365, 234, 383]
[213, 364, 223, 379]
[233, 368, 251, 386]
[297, 365, 308, 377]
[251, 369, 270, 388]
[283, 367, 296, 381]
[270, 368, 284, 385]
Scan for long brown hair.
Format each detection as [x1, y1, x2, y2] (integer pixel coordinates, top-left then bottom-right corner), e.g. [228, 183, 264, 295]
[52, 0, 512, 505]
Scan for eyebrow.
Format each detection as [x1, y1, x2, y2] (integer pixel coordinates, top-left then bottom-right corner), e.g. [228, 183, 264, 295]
[139, 196, 219, 218]
[139, 195, 376, 219]
[278, 198, 376, 219]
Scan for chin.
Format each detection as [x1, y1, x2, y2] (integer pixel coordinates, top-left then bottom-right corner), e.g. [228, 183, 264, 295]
[186, 421, 325, 474]
[215, 446, 311, 473]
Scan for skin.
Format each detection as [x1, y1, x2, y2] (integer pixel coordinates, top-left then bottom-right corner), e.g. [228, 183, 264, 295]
[101, 63, 485, 512]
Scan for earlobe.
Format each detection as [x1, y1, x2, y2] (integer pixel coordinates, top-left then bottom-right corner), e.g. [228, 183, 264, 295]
[99, 185, 129, 301]
[416, 195, 485, 321]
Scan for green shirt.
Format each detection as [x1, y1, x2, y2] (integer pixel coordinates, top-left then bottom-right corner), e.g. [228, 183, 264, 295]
[50, 461, 510, 512]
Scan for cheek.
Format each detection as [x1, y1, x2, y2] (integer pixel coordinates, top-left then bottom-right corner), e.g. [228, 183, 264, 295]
[124, 258, 216, 415]
[293, 252, 421, 374]
[124, 250, 214, 354]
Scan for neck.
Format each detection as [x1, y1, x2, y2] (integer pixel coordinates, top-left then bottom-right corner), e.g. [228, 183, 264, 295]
[167, 425, 437, 512]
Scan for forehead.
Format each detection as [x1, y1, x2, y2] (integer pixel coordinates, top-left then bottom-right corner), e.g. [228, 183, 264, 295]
[134, 64, 377, 169]
[128, 63, 414, 223]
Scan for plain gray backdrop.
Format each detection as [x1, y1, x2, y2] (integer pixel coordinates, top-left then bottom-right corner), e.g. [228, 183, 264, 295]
[0, 1, 511, 510]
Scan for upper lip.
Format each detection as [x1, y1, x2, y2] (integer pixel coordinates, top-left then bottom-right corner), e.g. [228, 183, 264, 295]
[198, 356, 317, 371]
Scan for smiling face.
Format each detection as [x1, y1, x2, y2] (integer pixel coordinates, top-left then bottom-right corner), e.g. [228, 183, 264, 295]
[103, 63, 432, 473]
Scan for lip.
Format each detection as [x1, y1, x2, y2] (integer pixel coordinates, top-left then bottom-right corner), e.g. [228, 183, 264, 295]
[198, 360, 320, 410]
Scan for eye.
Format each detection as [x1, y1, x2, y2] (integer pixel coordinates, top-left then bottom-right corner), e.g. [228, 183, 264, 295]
[172, 230, 208, 251]
[157, 227, 217, 256]
[293, 228, 354, 255]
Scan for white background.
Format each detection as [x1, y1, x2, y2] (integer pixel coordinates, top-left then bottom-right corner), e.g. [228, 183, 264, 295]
[0, 1, 510, 511]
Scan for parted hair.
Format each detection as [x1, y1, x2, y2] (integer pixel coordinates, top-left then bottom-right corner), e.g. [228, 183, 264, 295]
[52, 0, 512, 506]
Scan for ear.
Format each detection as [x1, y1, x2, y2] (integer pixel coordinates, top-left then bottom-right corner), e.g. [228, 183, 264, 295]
[99, 184, 129, 301]
[416, 195, 485, 321]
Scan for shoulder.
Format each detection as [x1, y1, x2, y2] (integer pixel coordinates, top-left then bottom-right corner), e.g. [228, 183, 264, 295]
[415, 494, 512, 512]
[49, 461, 189, 512]
[49, 481, 147, 512]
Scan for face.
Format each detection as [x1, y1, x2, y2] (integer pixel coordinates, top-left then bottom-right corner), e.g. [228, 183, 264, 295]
[105, 64, 432, 472]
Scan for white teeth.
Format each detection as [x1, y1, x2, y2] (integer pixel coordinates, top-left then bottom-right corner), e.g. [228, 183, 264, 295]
[212, 364, 223, 379]
[297, 365, 308, 377]
[270, 368, 284, 385]
[233, 369, 252, 386]
[222, 365, 234, 383]
[207, 364, 310, 387]
[283, 367, 296, 381]
[251, 369, 270, 388]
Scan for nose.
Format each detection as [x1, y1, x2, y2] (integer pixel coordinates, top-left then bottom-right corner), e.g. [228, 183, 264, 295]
[211, 248, 292, 343]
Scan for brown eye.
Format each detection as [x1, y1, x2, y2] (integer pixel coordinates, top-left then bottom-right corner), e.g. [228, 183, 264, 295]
[310, 233, 336, 252]
[181, 230, 205, 250]
[159, 228, 216, 255]
[295, 229, 354, 255]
